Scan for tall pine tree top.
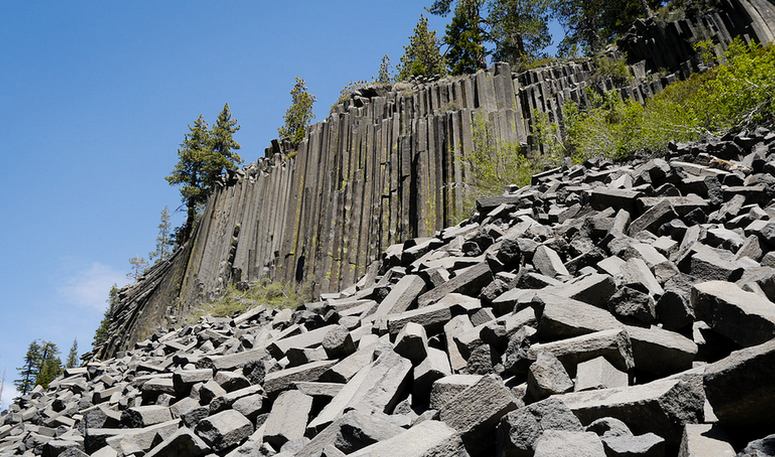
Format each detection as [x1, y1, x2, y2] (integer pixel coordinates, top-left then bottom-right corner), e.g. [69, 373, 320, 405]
[66, 339, 78, 369]
[166, 106, 242, 243]
[14, 340, 41, 396]
[398, 16, 447, 81]
[278, 77, 315, 148]
[445, 0, 487, 75]
[35, 341, 61, 390]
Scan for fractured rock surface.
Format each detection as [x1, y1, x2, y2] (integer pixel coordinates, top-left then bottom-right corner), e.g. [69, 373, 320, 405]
[5, 129, 775, 456]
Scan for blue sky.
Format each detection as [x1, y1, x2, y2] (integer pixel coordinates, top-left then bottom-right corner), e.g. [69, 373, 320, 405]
[0, 2, 562, 407]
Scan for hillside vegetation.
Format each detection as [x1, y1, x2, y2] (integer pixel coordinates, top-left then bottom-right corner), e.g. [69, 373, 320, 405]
[465, 39, 775, 197]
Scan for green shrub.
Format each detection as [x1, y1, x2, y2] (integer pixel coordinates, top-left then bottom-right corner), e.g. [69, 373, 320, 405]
[565, 40, 775, 161]
[463, 112, 536, 198]
[592, 54, 633, 86]
[192, 279, 308, 320]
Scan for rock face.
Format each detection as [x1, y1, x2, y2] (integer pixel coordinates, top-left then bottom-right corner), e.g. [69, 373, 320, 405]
[94, 0, 775, 358]
[5, 102, 775, 457]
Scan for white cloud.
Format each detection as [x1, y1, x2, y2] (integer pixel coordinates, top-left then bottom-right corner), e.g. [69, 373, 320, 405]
[58, 262, 128, 311]
[0, 385, 19, 411]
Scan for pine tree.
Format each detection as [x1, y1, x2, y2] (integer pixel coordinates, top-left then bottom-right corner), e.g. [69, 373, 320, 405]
[278, 77, 316, 148]
[65, 340, 78, 369]
[35, 342, 62, 389]
[93, 285, 119, 349]
[149, 207, 172, 263]
[486, 0, 552, 66]
[14, 341, 41, 396]
[554, 0, 659, 54]
[166, 107, 241, 244]
[444, 0, 487, 75]
[376, 55, 393, 84]
[398, 16, 447, 81]
[127, 256, 148, 280]
[204, 103, 243, 198]
[167, 115, 212, 242]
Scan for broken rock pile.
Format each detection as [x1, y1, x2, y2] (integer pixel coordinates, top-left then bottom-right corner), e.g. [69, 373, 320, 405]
[3, 127, 775, 456]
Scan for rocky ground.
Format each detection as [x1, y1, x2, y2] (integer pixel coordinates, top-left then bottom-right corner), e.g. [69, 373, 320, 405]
[3, 127, 775, 457]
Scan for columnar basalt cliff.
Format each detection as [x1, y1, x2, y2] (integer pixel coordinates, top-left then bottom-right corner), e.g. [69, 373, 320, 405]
[96, 0, 775, 358]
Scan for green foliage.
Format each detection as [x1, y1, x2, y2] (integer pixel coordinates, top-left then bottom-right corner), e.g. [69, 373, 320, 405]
[93, 285, 119, 350]
[167, 104, 242, 242]
[464, 112, 535, 198]
[278, 77, 315, 148]
[65, 339, 78, 369]
[398, 16, 447, 80]
[193, 280, 310, 320]
[487, 0, 552, 67]
[376, 55, 394, 84]
[693, 39, 717, 66]
[35, 341, 62, 389]
[444, 0, 487, 75]
[592, 54, 633, 86]
[430, 0, 553, 68]
[565, 41, 775, 161]
[149, 207, 173, 264]
[554, 0, 659, 55]
[14, 341, 41, 396]
[530, 109, 566, 163]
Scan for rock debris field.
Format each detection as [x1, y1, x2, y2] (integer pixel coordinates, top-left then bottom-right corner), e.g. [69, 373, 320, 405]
[3, 128, 775, 457]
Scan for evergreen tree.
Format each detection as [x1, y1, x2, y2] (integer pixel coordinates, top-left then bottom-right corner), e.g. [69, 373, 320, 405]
[93, 285, 119, 349]
[376, 55, 393, 84]
[205, 103, 242, 192]
[166, 107, 242, 244]
[14, 341, 41, 396]
[149, 207, 172, 263]
[167, 115, 212, 242]
[278, 77, 316, 148]
[128, 256, 148, 280]
[487, 0, 552, 66]
[35, 342, 61, 389]
[65, 339, 78, 369]
[430, 0, 551, 69]
[444, 0, 487, 75]
[398, 16, 447, 80]
[553, 0, 658, 54]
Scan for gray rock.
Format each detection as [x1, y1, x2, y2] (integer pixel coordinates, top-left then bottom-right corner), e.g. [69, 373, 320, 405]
[623, 325, 697, 377]
[348, 420, 467, 457]
[738, 434, 775, 457]
[194, 410, 253, 452]
[533, 430, 606, 457]
[527, 352, 574, 401]
[677, 424, 735, 457]
[429, 374, 482, 410]
[120, 405, 172, 428]
[691, 281, 775, 347]
[322, 325, 356, 359]
[533, 246, 570, 277]
[497, 397, 583, 457]
[586, 417, 632, 438]
[439, 374, 518, 455]
[558, 376, 705, 445]
[602, 432, 665, 457]
[394, 322, 429, 365]
[703, 339, 775, 430]
[296, 409, 404, 457]
[145, 427, 212, 457]
[264, 389, 313, 448]
[527, 328, 634, 376]
[609, 286, 656, 326]
[575, 356, 628, 392]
